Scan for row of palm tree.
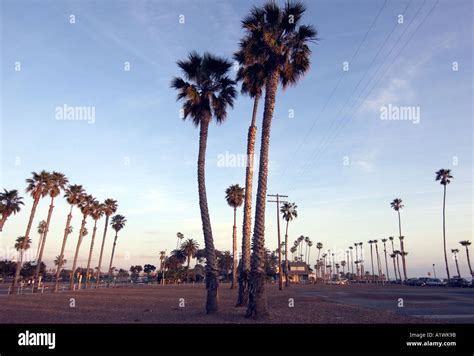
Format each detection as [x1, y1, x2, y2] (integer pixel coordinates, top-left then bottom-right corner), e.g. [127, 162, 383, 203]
[0, 170, 126, 292]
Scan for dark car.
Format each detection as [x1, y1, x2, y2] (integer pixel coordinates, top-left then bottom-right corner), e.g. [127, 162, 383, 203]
[447, 277, 471, 287]
[406, 278, 425, 286]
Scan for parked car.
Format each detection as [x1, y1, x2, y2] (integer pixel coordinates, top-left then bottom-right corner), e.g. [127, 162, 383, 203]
[424, 278, 444, 286]
[447, 277, 471, 288]
[406, 278, 425, 286]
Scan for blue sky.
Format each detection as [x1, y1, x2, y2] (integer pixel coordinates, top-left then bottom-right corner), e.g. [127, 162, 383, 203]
[0, 0, 472, 279]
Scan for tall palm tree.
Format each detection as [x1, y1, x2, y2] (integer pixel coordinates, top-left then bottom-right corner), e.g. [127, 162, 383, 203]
[358, 242, 364, 277]
[374, 240, 382, 281]
[394, 250, 402, 282]
[280, 202, 297, 287]
[368, 240, 374, 280]
[307, 240, 313, 264]
[181, 238, 200, 268]
[388, 236, 397, 280]
[240, 1, 317, 319]
[451, 249, 461, 277]
[341, 260, 346, 275]
[304, 236, 310, 263]
[290, 246, 297, 261]
[381, 238, 390, 281]
[107, 214, 127, 281]
[354, 243, 359, 279]
[95, 198, 118, 286]
[234, 54, 266, 308]
[459, 241, 472, 276]
[54, 184, 84, 292]
[85, 201, 105, 287]
[348, 246, 354, 276]
[34, 172, 68, 289]
[225, 184, 244, 290]
[12, 170, 50, 291]
[176, 232, 185, 250]
[69, 194, 95, 290]
[297, 235, 304, 260]
[35, 220, 47, 261]
[316, 242, 323, 261]
[172, 51, 236, 314]
[391, 198, 407, 281]
[14, 236, 31, 252]
[436, 169, 453, 282]
[0, 189, 24, 232]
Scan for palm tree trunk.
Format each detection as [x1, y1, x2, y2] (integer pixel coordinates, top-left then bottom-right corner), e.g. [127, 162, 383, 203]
[70, 217, 87, 290]
[54, 206, 74, 292]
[197, 116, 219, 314]
[231, 207, 238, 289]
[392, 257, 397, 281]
[455, 256, 461, 277]
[236, 96, 259, 307]
[247, 69, 279, 319]
[284, 221, 290, 287]
[465, 246, 473, 276]
[0, 214, 9, 232]
[396, 254, 402, 282]
[85, 220, 98, 288]
[370, 245, 374, 281]
[34, 196, 55, 290]
[35, 232, 44, 261]
[375, 244, 382, 282]
[12, 197, 40, 291]
[107, 232, 118, 281]
[95, 215, 110, 286]
[383, 243, 390, 281]
[442, 185, 451, 281]
[400, 240, 407, 281]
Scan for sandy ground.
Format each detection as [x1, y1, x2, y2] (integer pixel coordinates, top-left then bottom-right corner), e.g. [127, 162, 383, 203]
[0, 283, 429, 324]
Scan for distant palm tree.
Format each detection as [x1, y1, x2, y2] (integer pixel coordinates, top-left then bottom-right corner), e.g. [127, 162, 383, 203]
[69, 194, 95, 290]
[225, 184, 244, 289]
[181, 238, 200, 268]
[374, 240, 382, 281]
[391, 198, 407, 281]
[243, 0, 317, 319]
[459, 240, 472, 276]
[436, 169, 453, 282]
[394, 250, 402, 282]
[85, 201, 105, 287]
[381, 238, 390, 281]
[107, 214, 127, 281]
[12, 170, 49, 291]
[35, 220, 47, 262]
[348, 246, 354, 276]
[54, 255, 67, 268]
[358, 242, 364, 276]
[388, 236, 397, 280]
[290, 246, 297, 261]
[0, 189, 24, 232]
[341, 260, 346, 275]
[297, 235, 305, 260]
[54, 184, 84, 292]
[389, 253, 397, 282]
[34, 171, 68, 289]
[95, 198, 118, 286]
[368, 240, 375, 280]
[234, 50, 266, 308]
[281, 202, 298, 287]
[354, 243, 359, 279]
[172, 51, 236, 314]
[176, 232, 185, 250]
[451, 249, 461, 277]
[15, 236, 31, 252]
[307, 240, 313, 265]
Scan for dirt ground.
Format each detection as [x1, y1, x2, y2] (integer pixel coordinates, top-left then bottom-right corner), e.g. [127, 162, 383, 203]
[0, 283, 426, 324]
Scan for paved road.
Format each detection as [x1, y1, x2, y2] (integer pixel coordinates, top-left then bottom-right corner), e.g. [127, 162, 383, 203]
[304, 284, 474, 323]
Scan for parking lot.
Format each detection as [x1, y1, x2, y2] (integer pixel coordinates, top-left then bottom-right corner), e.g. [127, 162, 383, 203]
[305, 284, 474, 323]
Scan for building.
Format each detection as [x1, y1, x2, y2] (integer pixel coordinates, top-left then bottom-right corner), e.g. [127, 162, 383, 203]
[283, 262, 314, 284]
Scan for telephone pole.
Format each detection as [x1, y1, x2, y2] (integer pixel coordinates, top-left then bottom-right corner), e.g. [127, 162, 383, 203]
[268, 194, 288, 291]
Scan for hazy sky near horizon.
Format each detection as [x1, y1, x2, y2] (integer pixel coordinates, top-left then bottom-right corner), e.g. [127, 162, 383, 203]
[1, 0, 472, 279]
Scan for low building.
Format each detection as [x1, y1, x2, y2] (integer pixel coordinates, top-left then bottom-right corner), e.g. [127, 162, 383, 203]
[283, 262, 313, 284]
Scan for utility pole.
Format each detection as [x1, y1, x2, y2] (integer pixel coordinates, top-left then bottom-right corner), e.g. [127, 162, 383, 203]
[432, 264, 437, 279]
[268, 194, 288, 291]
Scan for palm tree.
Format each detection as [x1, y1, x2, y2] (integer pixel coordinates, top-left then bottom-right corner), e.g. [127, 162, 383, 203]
[381, 238, 390, 281]
[341, 260, 346, 275]
[225, 184, 244, 290]
[307, 240, 313, 265]
[354, 243, 359, 279]
[358, 242, 364, 276]
[34, 172, 68, 289]
[297, 235, 305, 260]
[12, 170, 50, 291]
[176, 232, 184, 250]
[391, 198, 407, 281]
[85, 201, 105, 287]
[234, 52, 266, 308]
[15, 236, 31, 252]
[181, 238, 200, 268]
[172, 51, 236, 314]
[368, 240, 374, 281]
[241, 0, 317, 319]
[374, 240, 382, 281]
[459, 241, 472, 276]
[394, 250, 402, 282]
[436, 169, 453, 282]
[389, 253, 397, 282]
[451, 249, 461, 277]
[348, 246, 354, 276]
[0, 189, 24, 232]
[290, 246, 297, 261]
[54, 255, 67, 268]
[95, 198, 118, 286]
[280, 202, 297, 287]
[69, 194, 95, 290]
[388, 236, 397, 280]
[107, 214, 127, 281]
[54, 184, 84, 292]
[35, 220, 47, 261]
